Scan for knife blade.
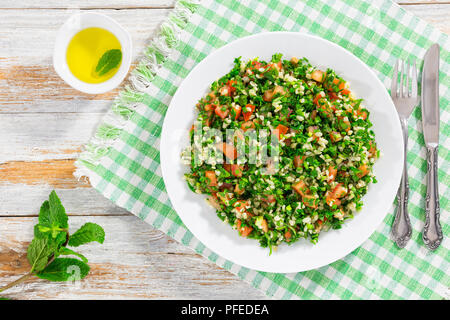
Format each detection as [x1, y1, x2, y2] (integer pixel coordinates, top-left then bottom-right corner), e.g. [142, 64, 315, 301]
[421, 44, 440, 146]
[421, 43, 443, 250]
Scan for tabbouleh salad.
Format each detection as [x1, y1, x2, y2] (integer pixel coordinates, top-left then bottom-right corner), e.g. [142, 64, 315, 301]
[182, 53, 379, 253]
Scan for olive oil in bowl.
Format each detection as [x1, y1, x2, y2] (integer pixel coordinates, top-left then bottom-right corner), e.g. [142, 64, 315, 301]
[66, 27, 122, 84]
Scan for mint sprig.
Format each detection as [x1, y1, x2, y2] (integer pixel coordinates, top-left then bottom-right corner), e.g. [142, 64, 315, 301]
[0, 191, 105, 296]
[68, 222, 105, 247]
[94, 49, 122, 77]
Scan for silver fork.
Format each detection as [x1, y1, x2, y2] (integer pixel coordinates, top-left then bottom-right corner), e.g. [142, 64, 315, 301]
[390, 59, 418, 248]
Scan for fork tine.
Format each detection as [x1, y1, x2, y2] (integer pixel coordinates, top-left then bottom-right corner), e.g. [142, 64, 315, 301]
[406, 60, 411, 97]
[391, 59, 399, 97]
[411, 59, 417, 99]
[399, 60, 405, 97]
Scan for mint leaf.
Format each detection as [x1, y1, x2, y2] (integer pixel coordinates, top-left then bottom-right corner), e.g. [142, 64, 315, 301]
[48, 191, 68, 229]
[36, 258, 90, 282]
[68, 223, 105, 247]
[37, 200, 51, 226]
[35, 191, 68, 239]
[95, 49, 122, 76]
[58, 247, 88, 263]
[27, 238, 55, 273]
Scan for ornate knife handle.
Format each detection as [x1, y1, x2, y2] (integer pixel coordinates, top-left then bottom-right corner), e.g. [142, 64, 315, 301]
[392, 119, 412, 248]
[423, 146, 443, 250]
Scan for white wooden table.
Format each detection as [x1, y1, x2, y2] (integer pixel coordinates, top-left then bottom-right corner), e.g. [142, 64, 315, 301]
[0, 0, 448, 299]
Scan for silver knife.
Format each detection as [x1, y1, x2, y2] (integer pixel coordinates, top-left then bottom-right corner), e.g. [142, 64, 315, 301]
[421, 43, 443, 250]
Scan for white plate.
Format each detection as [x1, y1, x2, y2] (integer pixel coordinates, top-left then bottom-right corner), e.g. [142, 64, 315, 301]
[160, 32, 403, 273]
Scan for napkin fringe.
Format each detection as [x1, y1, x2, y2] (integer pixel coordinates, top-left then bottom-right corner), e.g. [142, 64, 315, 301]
[74, 0, 200, 180]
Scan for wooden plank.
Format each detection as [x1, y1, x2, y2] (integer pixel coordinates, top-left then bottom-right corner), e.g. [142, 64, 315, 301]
[0, 0, 175, 9]
[0, 0, 448, 9]
[0, 6, 449, 114]
[0, 216, 267, 299]
[402, 4, 450, 34]
[398, 0, 450, 4]
[0, 9, 170, 112]
[0, 185, 130, 216]
[0, 113, 105, 162]
[0, 160, 86, 189]
[0, 9, 171, 61]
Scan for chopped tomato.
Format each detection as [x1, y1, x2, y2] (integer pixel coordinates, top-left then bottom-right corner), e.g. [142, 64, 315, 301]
[231, 104, 242, 120]
[227, 80, 237, 95]
[333, 78, 346, 90]
[218, 85, 229, 96]
[222, 163, 231, 173]
[274, 124, 289, 140]
[262, 194, 276, 203]
[341, 88, 351, 95]
[302, 194, 318, 209]
[206, 194, 221, 210]
[292, 180, 308, 197]
[204, 103, 216, 111]
[230, 164, 243, 178]
[294, 155, 306, 168]
[314, 94, 333, 119]
[357, 164, 369, 178]
[243, 104, 255, 121]
[205, 110, 214, 127]
[270, 61, 282, 71]
[234, 183, 245, 196]
[328, 78, 346, 93]
[236, 219, 253, 237]
[206, 92, 216, 102]
[205, 171, 217, 187]
[214, 106, 229, 119]
[260, 218, 269, 233]
[233, 129, 245, 142]
[356, 108, 368, 120]
[284, 230, 292, 242]
[216, 142, 237, 160]
[337, 116, 351, 132]
[318, 104, 333, 119]
[241, 120, 255, 132]
[251, 60, 264, 71]
[327, 166, 338, 183]
[263, 90, 273, 102]
[273, 85, 286, 96]
[233, 200, 250, 216]
[332, 183, 347, 198]
[325, 191, 341, 207]
[329, 131, 342, 142]
[263, 86, 285, 102]
[313, 93, 322, 106]
[328, 91, 339, 101]
[311, 70, 325, 82]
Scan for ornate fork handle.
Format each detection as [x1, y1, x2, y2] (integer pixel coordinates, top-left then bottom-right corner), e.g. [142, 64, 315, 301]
[423, 146, 443, 250]
[392, 117, 412, 248]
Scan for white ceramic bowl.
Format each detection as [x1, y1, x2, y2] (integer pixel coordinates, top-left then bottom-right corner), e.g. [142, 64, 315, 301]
[160, 32, 403, 273]
[53, 12, 132, 94]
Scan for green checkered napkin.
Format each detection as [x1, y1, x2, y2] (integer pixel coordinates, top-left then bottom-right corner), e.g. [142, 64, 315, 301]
[75, 0, 449, 299]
